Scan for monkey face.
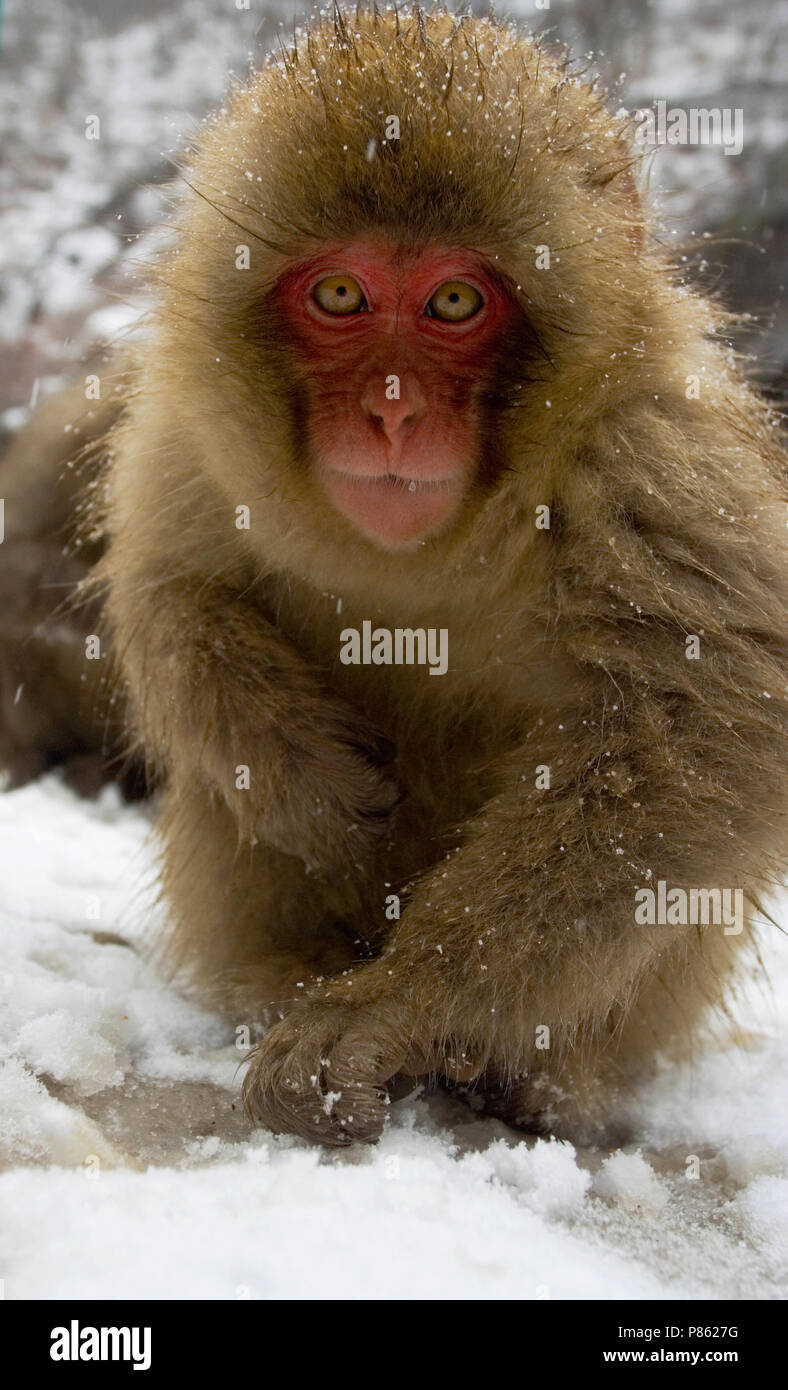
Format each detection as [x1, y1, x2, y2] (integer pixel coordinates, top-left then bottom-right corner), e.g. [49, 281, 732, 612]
[274, 239, 517, 549]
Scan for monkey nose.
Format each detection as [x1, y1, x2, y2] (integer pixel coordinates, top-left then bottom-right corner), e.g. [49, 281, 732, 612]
[361, 373, 427, 444]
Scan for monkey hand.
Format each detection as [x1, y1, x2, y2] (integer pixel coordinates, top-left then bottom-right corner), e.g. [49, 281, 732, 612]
[243, 971, 467, 1145]
[254, 706, 401, 873]
[242, 993, 405, 1144]
[242, 965, 487, 1144]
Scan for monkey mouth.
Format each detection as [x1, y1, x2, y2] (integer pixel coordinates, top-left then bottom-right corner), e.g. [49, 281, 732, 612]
[337, 470, 457, 491]
[320, 467, 465, 547]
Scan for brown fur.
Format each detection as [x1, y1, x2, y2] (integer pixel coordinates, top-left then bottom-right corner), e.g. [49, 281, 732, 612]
[0, 380, 139, 793]
[7, 9, 788, 1145]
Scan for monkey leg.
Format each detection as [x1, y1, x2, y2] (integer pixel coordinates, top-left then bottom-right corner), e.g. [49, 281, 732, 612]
[242, 874, 749, 1147]
[242, 705, 770, 1146]
[101, 569, 401, 874]
[450, 921, 748, 1142]
[157, 779, 377, 1025]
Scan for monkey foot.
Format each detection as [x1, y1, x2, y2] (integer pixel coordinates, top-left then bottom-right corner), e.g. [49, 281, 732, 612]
[471, 1073, 558, 1134]
[452, 1070, 616, 1146]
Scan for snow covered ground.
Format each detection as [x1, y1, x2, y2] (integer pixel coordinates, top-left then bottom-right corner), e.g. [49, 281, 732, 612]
[0, 777, 786, 1299]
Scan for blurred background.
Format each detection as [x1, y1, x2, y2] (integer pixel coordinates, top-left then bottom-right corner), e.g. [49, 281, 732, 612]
[1, 0, 787, 430]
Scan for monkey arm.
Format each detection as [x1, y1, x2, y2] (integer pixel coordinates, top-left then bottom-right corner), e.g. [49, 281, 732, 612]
[104, 572, 399, 869]
[243, 690, 776, 1145]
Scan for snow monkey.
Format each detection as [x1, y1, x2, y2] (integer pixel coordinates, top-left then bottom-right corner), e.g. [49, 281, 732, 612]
[3, 8, 788, 1146]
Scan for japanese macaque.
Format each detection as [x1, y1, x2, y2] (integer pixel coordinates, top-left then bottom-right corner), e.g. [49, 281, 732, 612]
[3, 7, 788, 1147]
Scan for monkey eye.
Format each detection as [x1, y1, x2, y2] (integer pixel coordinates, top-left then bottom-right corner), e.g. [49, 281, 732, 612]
[425, 281, 483, 323]
[312, 274, 367, 315]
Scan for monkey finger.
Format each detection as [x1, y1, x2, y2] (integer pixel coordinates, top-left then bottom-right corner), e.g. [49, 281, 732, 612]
[244, 1029, 354, 1146]
[243, 1009, 400, 1145]
[315, 1022, 410, 1143]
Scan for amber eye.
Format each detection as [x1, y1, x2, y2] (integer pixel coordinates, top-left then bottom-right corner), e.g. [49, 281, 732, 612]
[426, 281, 483, 323]
[313, 274, 366, 315]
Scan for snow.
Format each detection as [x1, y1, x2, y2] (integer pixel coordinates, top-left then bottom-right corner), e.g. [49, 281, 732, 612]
[593, 1152, 669, 1215]
[0, 777, 786, 1299]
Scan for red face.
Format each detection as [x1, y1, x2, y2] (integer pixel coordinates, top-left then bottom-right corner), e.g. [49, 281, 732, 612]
[274, 241, 515, 548]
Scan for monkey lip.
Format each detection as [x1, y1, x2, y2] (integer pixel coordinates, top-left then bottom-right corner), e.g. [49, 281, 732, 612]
[331, 469, 458, 489]
[320, 467, 464, 546]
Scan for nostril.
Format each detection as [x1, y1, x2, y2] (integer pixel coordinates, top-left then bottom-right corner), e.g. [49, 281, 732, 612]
[364, 398, 422, 442]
